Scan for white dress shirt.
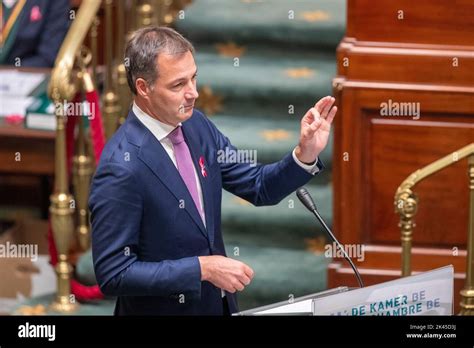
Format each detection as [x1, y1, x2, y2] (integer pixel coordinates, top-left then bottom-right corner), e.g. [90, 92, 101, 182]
[3, 0, 18, 8]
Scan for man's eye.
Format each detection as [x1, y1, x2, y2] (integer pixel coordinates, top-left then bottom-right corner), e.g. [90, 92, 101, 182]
[174, 83, 183, 88]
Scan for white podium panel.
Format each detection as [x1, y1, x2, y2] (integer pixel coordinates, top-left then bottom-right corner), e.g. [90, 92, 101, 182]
[312, 266, 454, 316]
[235, 266, 454, 316]
[234, 287, 349, 316]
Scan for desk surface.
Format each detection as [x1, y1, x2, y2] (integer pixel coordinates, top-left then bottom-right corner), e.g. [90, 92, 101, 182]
[0, 125, 54, 139]
[0, 65, 51, 73]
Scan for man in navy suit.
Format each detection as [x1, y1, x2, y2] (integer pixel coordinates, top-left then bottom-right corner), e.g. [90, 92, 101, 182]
[89, 26, 337, 315]
[0, 0, 70, 67]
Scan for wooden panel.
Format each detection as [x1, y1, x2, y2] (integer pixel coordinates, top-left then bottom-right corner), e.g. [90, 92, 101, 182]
[333, 86, 474, 246]
[337, 42, 474, 87]
[347, 0, 474, 46]
[331, 0, 474, 315]
[0, 127, 55, 176]
[369, 114, 473, 246]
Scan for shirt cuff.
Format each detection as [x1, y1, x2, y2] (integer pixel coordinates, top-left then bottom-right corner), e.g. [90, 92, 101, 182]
[292, 148, 320, 175]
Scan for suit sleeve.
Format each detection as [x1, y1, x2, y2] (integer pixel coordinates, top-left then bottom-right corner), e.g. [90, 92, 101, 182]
[22, 0, 70, 67]
[203, 116, 324, 206]
[89, 162, 202, 298]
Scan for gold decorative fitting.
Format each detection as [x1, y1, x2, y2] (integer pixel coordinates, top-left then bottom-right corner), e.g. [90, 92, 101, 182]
[305, 236, 327, 254]
[215, 42, 247, 58]
[195, 86, 223, 115]
[259, 129, 292, 142]
[284, 67, 316, 79]
[299, 10, 330, 22]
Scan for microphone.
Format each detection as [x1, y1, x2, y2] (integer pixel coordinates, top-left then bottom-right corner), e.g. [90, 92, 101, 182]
[296, 187, 364, 288]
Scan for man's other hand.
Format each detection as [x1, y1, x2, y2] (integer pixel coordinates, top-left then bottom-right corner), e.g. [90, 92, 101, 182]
[198, 255, 254, 293]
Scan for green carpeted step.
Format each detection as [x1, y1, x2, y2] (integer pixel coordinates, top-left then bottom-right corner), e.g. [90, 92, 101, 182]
[222, 183, 332, 250]
[176, 0, 346, 49]
[224, 243, 329, 311]
[194, 46, 336, 118]
[210, 114, 333, 171]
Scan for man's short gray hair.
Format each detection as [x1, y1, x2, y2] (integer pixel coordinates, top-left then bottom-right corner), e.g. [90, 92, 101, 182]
[124, 26, 195, 95]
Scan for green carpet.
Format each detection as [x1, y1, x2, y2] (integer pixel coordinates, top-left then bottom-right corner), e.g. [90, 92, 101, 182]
[221, 184, 332, 250]
[211, 115, 334, 170]
[176, 0, 346, 49]
[194, 46, 337, 118]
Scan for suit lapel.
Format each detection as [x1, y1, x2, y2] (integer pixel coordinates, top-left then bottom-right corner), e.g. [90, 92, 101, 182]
[182, 121, 215, 247]
[126, 112, 208, 240]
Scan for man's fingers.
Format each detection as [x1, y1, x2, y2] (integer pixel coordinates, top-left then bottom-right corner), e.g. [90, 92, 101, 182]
[233, 280, 245, 292]
[310, 117, 323, 133]
[321, 97, 335, 118]
[225, 286, 236, 293]
[326, 106, 337, 124]
[301, 123, 312, 138]
[301, 108, 315, 125]
[314, 95, 332, 113]
[310, 108, 322, 129]
[243, 264, 254, 280]
[238, 272, 252, 286]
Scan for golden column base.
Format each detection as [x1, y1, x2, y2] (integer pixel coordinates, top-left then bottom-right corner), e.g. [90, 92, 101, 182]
[50, 259, 79, 313]
[459, 289, 474, 315]
[49, 192, 79, 313]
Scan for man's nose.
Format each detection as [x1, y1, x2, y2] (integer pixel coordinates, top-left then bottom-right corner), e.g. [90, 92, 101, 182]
[185, 82, 199, 99]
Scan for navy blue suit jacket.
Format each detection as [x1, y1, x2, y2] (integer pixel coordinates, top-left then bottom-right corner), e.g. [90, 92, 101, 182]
[89, 109, 323, 315]
[3, 0, 70, 67]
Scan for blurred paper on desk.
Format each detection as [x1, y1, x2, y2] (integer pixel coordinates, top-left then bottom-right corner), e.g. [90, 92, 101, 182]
[0, 70, 46, 97]
[0, 70, 48, 118]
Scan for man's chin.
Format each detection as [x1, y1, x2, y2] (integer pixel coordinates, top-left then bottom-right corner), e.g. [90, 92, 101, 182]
[177, 108, 194, 121]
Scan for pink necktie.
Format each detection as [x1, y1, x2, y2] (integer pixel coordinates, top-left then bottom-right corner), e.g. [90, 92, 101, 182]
[167, 127, 204, 221]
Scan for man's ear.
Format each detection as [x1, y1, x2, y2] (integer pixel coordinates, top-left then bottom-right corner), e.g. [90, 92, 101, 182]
[135, 78, 149, 98]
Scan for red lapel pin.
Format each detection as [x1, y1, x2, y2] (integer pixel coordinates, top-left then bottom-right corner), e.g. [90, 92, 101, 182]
[199, 156, 207, 178]
[30, 6, 42, 22]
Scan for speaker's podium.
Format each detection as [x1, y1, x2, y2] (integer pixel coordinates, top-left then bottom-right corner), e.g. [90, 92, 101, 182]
[234, 266, 454, 316]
